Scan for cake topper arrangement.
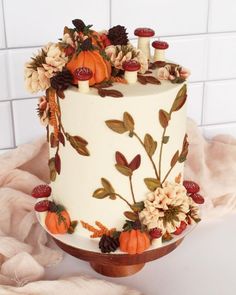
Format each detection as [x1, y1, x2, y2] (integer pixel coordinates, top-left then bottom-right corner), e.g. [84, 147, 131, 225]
[26, 19, 202, 258]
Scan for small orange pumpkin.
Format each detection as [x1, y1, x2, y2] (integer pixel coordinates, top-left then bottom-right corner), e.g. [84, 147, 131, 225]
[45, 208, 71, 234]
[66, 50, 111, 86]
[119, 229, 150, 254]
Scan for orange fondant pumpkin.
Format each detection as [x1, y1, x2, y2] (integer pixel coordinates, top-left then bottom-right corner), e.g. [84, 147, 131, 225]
[45, 209, 71, 234]
[66, 50, 111, 86]
[119, 229, 150, 254]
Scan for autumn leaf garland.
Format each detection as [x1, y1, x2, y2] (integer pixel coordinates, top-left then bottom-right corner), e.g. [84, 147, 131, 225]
[47, 87, 90, 181]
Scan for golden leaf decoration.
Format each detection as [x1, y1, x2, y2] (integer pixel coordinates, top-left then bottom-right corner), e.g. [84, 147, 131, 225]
[101, 178, 115, 193]
[171, 84, 187, 112]
[105, 120, 127, 134]
[66, 133, 90, 156]
[124, 211, 138, 221]
[130, 201, 145, 213]
[171, 150, 179, 167]
[123, 112, 135, 132]
[144, 133, 157, 156]
[115, 164, 133, 177]
[101, 178, 116, 199]
[159, 109, 170, 128]
[93, 188, 109, 199]
[162, 136, 169, 144]
[144, 178, 161, 191]
[49, 158, 56, 182]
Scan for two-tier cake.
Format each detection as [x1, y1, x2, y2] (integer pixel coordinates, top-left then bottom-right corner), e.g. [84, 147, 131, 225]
[26, 19, 204, 256]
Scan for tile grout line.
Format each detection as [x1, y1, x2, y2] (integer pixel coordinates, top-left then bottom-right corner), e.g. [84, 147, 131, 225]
[1, 0, 8, 48]
[109, 0, 112, 28]
[9, 100, 17, 148]
[206, 0, 211, 33]
[1, 31, 236, 52]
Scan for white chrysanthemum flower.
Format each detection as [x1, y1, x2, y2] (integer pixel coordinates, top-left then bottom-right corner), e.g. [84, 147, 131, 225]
[105, 44, 148, 74]
[24, 43, 68, 93]
[139, 181, 191, 234]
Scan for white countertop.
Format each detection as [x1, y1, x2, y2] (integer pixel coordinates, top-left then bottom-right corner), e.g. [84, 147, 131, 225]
[45, 214, 236, 295]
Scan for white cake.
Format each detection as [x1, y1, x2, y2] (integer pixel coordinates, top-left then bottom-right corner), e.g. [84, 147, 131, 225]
[51, 81, 187, 238]
[26, 19, 203, 255]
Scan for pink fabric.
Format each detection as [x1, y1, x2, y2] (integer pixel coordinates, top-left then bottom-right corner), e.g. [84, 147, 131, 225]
[0, 118, 235, 293]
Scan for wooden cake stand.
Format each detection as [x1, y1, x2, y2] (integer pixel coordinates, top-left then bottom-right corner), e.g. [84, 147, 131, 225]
[53, 236, 184, 277]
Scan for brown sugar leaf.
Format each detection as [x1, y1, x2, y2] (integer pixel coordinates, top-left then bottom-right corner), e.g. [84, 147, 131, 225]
[124, 211, 139, 221]
[105, 120, 127, 134]
[137, 75, 147, 85]
[115, 151, 129, 167]
[55, 153, 61, 175]
[159, 109, 170, 128]
[145, 76, 161, 85]
[128, 154, 141, 171]
[171, 84, 187, 112]
[123, 112, 135, 132]
[171, 150, 179, 167]
[144, 178, 161, 191]
[115, 164, 133, 177]
[144, 133, 157, 157]
[98, 88, 123, 98]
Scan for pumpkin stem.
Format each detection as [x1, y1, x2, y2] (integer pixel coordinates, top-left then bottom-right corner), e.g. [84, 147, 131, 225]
[81, 38, 93, 51]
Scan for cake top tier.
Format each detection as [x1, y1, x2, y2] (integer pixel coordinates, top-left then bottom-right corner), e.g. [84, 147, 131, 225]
[24, 19, 190, 97]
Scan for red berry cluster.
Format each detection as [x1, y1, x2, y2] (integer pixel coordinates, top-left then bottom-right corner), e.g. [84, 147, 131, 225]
[31, 184, 53, 212]
[183, 180, 205, 204]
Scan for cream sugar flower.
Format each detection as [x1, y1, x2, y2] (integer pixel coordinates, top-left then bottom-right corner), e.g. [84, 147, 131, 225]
[105, 44, 148, 74]
[24, 43, 68, 93]
[139, 181, 191, 234]
[156, 64, 191, 81]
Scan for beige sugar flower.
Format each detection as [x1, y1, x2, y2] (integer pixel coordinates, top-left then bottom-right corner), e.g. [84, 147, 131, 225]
[105, 44, 148, 74]
[139, 181, 191, 234]
[24, 43, 68, 93]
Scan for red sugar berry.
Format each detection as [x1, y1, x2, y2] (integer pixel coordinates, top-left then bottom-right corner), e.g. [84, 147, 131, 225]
[152, 40, 169, 50]
[183, 180, 200, 194]
[31, 184, 52, 198]
[34, 200, 52, 212]
[173, 221, 187, 235]
[74, 67, 93, 81]
[123, 60, 141, 71]
[149, 228, 162, 239]
[134, 27, 155, 37]
[190, 193, 205, 204]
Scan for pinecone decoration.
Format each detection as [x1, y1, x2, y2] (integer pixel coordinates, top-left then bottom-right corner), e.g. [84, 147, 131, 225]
[72, 19, 86, 32]
[108, 25, 129, 45]
[99, 234, 119, 253]
[50, 69, 73, 91]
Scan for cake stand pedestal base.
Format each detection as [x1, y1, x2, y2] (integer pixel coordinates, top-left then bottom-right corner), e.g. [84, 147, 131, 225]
[90, 262, 145, 277]
[53, 237, 184, 277]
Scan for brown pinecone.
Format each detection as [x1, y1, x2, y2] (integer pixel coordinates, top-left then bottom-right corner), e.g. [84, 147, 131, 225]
[50, 69, 73, 91]
[99, 234, 119, 253]
[72, 19, 86, 32]
[108, 25, 129, 45]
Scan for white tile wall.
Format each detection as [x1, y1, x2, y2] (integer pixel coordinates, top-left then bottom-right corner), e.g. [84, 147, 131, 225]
[12, 98, 46, 146]
[0, 0, 5, 48]
[0, 51, 9, 100]
[111, 0, 208, 38]
[208, 0, 236, 32]
[0, 101, 14, 148]
[3, 0, 110, 47]
[203, 80, 236, 125]
[7, 48, 42, 99]
[207, 33, 236, 80]
[164, 35, 208, 82]
[0, 0, 236, 152]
